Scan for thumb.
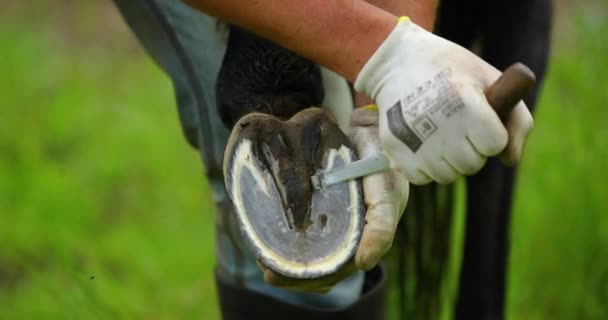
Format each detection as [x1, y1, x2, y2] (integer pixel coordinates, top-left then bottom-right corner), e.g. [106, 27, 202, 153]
[355, 171, 409, 270]
[348, 104, 409, 270]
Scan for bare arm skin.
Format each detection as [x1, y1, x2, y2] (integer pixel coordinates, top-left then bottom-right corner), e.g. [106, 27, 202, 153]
[364, 0, 438, 30]
[184, 0, 396, 82]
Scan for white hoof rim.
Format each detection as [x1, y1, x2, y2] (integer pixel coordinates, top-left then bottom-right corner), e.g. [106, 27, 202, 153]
[223, 108, 364, 278]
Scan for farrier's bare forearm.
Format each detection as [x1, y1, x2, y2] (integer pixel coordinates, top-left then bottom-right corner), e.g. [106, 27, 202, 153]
[184, 0, 396, 82]
[363, 0, 438, 30]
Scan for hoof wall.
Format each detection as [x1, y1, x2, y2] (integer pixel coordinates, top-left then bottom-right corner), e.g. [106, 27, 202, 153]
[224, 108, 364, 278]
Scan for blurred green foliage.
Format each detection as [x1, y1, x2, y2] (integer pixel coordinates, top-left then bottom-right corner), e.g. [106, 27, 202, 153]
[507, 6, 608, 319]
[0, 3, 218, 319]
[0, 2, 606, 319]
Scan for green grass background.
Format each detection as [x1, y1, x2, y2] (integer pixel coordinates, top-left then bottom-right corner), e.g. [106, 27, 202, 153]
[0, 1, 606, 319]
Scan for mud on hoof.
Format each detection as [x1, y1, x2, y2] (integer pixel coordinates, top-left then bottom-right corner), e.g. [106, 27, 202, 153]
[223, 108, 364, 278]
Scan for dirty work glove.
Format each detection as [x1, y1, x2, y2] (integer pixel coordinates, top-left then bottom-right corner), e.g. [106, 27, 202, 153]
[259, 106, 409, 291]
[348, 106, 409, 270]
[355, 17, 533, 184]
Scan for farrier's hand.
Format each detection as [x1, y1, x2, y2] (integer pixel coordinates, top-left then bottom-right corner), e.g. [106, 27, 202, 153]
[355, 18, 533, 185]
[348, 106, 409, 270]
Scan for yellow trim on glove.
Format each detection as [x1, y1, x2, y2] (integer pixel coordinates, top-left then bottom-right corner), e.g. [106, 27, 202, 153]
[361, 104, 379, 111]
[397, 16, 410, 25]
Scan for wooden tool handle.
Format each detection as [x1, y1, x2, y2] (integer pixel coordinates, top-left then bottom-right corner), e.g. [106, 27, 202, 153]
[484, 62, 536, 119]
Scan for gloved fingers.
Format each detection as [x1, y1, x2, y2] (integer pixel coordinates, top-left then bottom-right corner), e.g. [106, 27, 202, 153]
[401, 166, 433, 186]
[355, 198, 398, 270]
[378, 135, 431, 185]
[499, 101, 534, 165]
[461, 86, 509, 157]
[420, 157, 460, 185]
[373, 144, 432, 185]
[355, 171, 409, 270]
[258, 260, 358, 293]
[444, 138, 487, 175]
[386, 152, 433, 185]
[350, 107, 380, 129]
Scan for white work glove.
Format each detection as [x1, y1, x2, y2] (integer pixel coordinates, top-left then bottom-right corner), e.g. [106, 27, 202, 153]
[355, 17, 534, 184]
[348, 106, 409, 270]
[320, 72, 409, 270]
[258, 107, 409, 292]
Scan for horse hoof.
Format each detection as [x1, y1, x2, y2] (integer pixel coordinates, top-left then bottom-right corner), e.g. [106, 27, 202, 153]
[223, 108, 364, 278]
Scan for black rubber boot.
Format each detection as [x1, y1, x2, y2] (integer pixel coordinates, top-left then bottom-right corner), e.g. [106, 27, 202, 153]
[215, 265, 387, 320]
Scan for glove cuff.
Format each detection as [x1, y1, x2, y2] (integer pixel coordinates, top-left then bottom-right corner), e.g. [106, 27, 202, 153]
[353, 17, 420, 102]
